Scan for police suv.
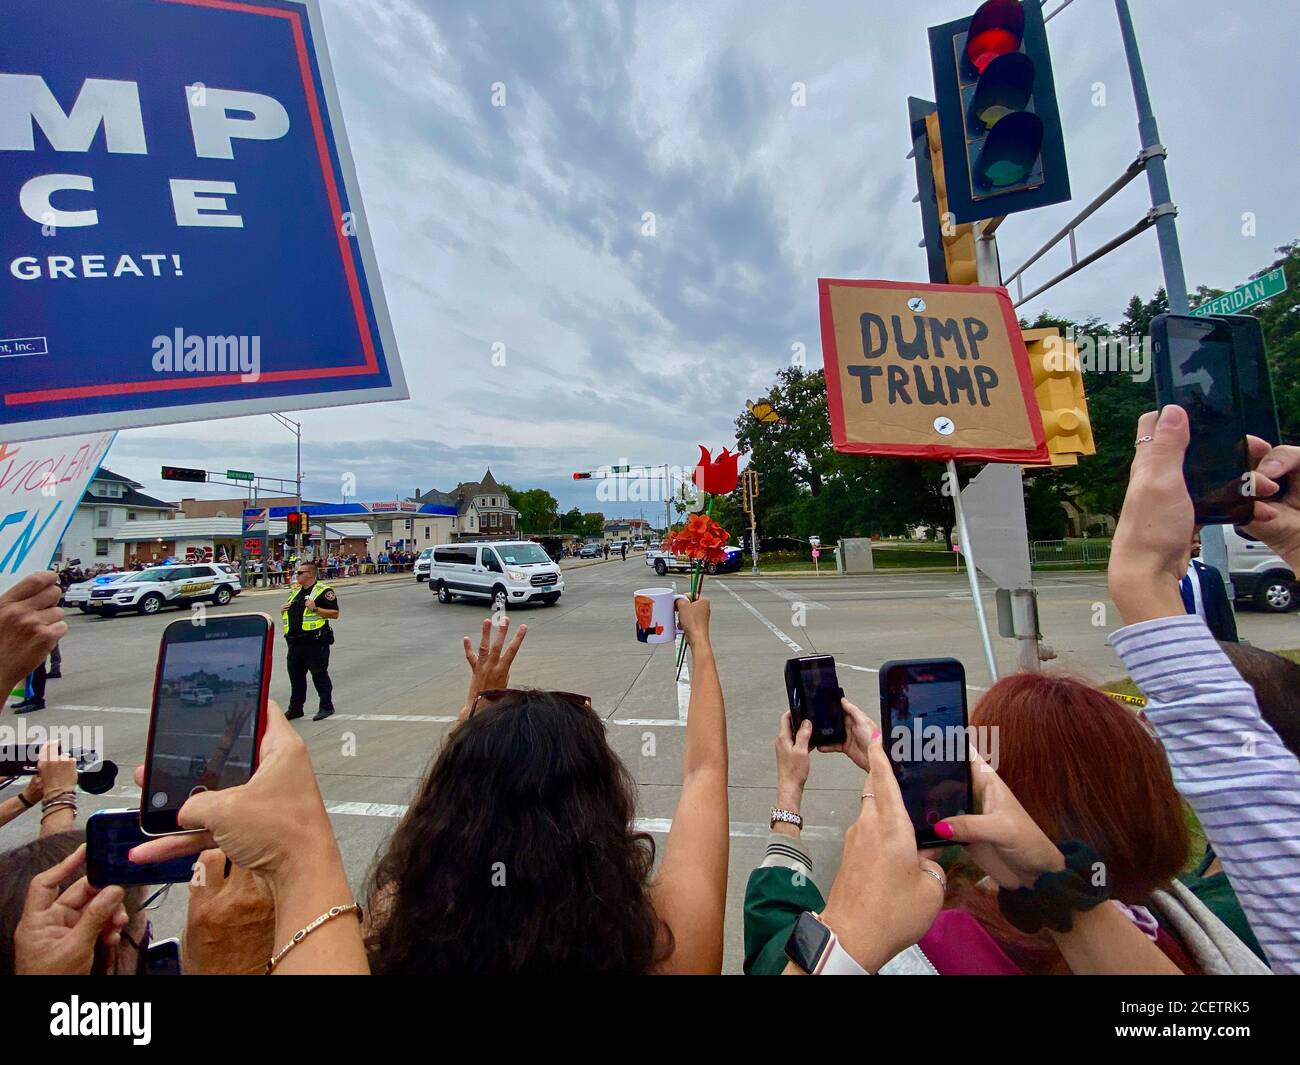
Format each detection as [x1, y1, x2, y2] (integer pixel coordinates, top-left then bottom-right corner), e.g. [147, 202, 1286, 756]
[86, 562, 242, 617]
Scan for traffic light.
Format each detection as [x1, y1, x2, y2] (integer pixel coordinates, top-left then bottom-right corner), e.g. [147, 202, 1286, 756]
[907, 97, 952, 285]
[161, 465, 206, 483]
[285, 511, 306, 535]
[928, 0, 1069, 224]
[1022, 327, 1094, 465]
[572, 472, 592, 480]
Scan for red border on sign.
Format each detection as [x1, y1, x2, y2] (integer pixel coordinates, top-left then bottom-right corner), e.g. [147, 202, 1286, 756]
[817, 278, 1049, 464]
[5, 0, 379, 407]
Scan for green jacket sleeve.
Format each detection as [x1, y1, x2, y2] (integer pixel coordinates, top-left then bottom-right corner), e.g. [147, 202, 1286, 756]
[743, 865, 826, 975]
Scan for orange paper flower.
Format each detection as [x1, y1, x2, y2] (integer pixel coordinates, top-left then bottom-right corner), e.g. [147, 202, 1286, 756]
[667, 513, 730, 564]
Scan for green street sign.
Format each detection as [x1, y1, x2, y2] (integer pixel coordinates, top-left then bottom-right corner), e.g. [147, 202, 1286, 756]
[1190, 267, 1286, 318]
[609, 465, 630, 474]
[226, 469, 255, 482]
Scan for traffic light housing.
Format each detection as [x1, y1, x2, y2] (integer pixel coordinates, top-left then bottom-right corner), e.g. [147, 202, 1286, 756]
[1022, 327, 1094, 465]
[572, 472, 592, 480]
[927, 112, 979, 285]
[285, 511, 306, 535]
[161, 465, 206, 483]
[741, 469, 759, 514]
[929, 0, 1069, 224]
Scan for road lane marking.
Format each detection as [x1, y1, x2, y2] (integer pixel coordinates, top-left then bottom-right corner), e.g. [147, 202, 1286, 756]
[51, 705, 459, 724]
[718, 582, 804, 654]
[51, 703, 681, 728]
[89, 785, 844, 840]
[753, 581, 827, 609]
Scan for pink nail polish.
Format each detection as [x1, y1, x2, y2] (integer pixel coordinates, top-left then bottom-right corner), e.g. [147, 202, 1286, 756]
[871, 727, 881, 741]
[933, 821, 954, 840]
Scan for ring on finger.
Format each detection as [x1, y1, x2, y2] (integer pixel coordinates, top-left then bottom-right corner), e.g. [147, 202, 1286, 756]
[921, 867, 946, 891]
[860, 792, 876, 801]
[1134, 435, 1154, 445]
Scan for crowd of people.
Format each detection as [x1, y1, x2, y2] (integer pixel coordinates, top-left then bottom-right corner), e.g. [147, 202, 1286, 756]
[0, 406, 1297, 976]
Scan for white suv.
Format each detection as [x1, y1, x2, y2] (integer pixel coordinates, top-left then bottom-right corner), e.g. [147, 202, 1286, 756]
[429, 541, 564, 608]
[86, 563, 242, 617]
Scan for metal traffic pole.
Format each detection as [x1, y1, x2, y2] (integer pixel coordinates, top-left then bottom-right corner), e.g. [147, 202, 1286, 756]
[1113, 0, 1233, 597]
[948, 459, 999, 683]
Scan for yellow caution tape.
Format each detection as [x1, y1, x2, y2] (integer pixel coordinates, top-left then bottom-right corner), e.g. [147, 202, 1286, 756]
[1103, 690, 1147, 707]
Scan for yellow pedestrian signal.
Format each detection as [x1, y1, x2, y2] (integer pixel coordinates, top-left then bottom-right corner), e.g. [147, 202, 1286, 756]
[1022, 326, 1094, 464]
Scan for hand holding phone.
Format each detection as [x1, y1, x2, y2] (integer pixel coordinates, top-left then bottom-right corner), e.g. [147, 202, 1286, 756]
[785, 655, 847, 749]
[879, 658, 972, 847]
[925, 748, 1065, 890]
[141, 614, 273, 836]
[87, 810, 197, 888]
[1152, 314, 1253, 524]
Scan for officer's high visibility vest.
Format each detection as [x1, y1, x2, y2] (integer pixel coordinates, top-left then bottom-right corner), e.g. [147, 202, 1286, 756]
[283, 582, 333, 635]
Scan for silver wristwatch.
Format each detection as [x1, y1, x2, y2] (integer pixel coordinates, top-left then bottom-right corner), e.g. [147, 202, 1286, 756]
[770, 807, 803, 830]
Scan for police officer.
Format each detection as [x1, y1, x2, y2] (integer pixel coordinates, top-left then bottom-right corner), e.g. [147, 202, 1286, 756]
[282, 560, 339, 721]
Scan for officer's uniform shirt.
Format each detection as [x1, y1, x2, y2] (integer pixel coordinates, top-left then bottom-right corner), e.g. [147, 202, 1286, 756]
[286, 581, 339, 641]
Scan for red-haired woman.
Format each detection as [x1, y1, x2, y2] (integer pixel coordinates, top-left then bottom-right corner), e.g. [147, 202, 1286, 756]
[925, 673, 1268, 975]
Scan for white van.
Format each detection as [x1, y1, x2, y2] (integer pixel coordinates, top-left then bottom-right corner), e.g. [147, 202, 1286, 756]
[1225, 526, 1296, 612]
[428, 541, 564, 608]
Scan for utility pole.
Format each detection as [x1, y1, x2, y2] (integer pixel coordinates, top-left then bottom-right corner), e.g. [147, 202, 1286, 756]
[269, 413, 303, 559]
[1113, 0, 1231, 595]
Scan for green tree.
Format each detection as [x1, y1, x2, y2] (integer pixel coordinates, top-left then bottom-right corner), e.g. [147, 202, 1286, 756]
[507, 488, 559, 533]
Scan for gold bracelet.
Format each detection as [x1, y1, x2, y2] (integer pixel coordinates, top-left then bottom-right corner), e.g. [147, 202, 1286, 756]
[265, 902, 363, 974]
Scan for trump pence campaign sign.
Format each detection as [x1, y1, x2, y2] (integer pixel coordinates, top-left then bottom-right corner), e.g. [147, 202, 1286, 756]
[0, 0, 407, 442]
[818, 278, 1048, 463]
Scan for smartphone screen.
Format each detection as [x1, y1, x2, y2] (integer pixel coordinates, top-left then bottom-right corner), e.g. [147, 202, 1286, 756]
[141, 614, 272, 835]
[86, 810, 198, 888]
[785, 655, 846, 748]
[879, 658, 971, 847]
[1152, 314, 1252, 524]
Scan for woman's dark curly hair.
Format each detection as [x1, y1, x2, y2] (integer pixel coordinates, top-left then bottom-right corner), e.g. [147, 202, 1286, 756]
[364, 690, 669, 974]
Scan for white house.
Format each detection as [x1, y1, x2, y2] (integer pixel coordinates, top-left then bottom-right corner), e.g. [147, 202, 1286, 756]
[56, 468, 175, 568]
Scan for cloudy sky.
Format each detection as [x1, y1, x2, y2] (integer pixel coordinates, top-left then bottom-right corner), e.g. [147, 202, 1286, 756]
[107, 0, 1300, 517]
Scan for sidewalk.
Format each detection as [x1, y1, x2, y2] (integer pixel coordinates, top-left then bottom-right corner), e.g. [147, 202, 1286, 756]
[240, 572, 413, 596]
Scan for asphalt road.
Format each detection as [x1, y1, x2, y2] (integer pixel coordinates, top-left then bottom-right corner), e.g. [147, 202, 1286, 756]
[4, 557, 1296, 970]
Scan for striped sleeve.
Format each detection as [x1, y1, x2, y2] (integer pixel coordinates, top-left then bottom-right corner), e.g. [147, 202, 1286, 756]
[1110, 614, 1300, 974]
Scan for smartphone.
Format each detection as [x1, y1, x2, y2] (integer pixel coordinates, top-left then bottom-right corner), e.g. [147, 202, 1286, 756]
[86, 809, 198, 888]
[140, 614, 273, 836]
[1151, 313, 1253, 525]
[1221, 313, 1289, 502]
[784, 655, 847, 748]
[878, 658, 972, 847]
[142, 938, 183, 977]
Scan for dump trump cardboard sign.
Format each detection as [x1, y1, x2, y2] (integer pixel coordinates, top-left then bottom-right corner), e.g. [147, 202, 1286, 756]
[0, 0, 406, 442]
[818, 279, 1048, 463]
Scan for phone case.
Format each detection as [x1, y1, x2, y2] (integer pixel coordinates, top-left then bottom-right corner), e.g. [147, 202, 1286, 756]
[140, 614, 274, 836]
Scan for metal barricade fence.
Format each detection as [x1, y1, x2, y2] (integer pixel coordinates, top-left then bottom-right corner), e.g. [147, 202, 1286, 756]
[1030, 539, 1112, 565]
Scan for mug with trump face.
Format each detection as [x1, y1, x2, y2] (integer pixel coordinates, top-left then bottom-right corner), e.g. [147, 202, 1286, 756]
[634, 588, 688, 645]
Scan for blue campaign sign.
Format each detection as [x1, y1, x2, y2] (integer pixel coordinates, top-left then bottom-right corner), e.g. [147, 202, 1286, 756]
[0, 0, 407, 442]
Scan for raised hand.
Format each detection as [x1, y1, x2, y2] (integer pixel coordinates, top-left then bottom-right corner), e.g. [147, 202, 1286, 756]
[459, 615, 527, 720]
